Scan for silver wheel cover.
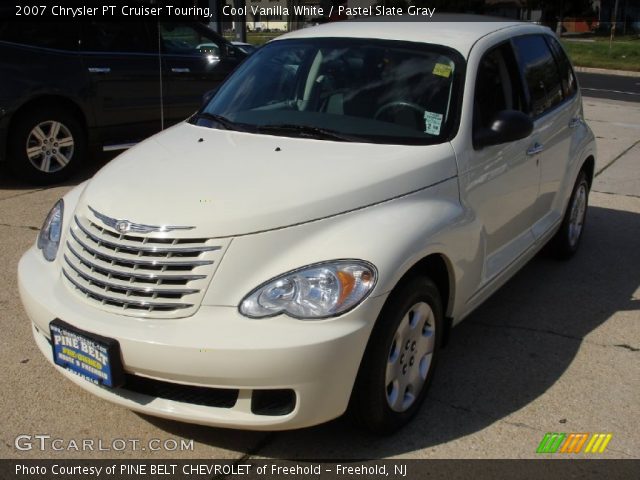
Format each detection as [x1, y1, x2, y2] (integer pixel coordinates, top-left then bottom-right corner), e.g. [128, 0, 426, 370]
[385, 301, 436, 412]
[26, 120, 74, 173]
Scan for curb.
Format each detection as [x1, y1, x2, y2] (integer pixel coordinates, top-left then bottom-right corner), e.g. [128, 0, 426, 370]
[574, 66, 640, 78]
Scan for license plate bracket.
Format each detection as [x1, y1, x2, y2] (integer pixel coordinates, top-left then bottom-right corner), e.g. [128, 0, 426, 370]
[49, 319, 124, 388]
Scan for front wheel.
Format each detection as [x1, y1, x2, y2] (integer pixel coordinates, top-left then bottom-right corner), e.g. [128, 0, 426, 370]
[550, 170, 590, 259]
[350, 276, 443, 434]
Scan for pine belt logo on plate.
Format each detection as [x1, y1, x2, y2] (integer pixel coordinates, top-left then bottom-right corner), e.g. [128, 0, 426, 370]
[51, 324, 111, 384]
[536, 432, 613, 454]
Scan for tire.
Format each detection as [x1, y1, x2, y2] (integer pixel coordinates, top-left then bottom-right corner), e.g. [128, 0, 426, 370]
[8, 106, 86, 185]
[350, 276, 443, 434]
[549, 171, 590, 259]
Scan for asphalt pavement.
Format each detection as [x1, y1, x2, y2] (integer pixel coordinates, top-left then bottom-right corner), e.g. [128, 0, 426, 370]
[577, 72, 640, 102]
[0, 95, 638, 460]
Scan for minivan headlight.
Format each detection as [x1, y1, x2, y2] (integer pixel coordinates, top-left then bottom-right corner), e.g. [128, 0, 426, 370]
[37, 199, 64, 261]
[239, 260, 377, 319]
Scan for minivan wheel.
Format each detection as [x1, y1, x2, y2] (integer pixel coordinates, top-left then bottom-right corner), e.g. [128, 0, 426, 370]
[550, 171, 590, 259]
[350, 276, 443, 434]
[8, 107, 85, 185]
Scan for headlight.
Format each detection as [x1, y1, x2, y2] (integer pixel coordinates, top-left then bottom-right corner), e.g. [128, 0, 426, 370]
[37, 199, 64, 261]
[240, 260, 377, 319]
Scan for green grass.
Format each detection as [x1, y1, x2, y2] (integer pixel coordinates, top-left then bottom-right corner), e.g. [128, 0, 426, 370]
[562, 37, 640, 71]
[224, 32, 283, 46]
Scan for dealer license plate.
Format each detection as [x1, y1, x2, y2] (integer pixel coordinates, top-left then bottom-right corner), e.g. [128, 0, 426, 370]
[49, 319, 124, 388]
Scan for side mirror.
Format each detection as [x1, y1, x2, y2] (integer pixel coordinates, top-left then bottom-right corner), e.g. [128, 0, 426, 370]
[201, 87, 219, 107]
[473, 110, 534, 149]
[226, 44, 249, 58]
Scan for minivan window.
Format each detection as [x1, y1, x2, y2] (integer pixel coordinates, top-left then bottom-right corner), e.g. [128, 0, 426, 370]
[81, 22, 155, 53]
[0, 21, 79, 51]
[545, 36, 578, 99]
[512, 35, 563, 117]
[196, 38, 464, 145]
[160, 23, 222, 56]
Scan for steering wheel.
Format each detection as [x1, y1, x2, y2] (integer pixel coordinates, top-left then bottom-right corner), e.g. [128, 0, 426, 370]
[374, 101, 424, 120]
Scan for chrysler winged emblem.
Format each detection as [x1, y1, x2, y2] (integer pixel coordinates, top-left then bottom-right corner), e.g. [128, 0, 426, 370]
[115, 220, 132, 234]
[89, 206, 195, 234]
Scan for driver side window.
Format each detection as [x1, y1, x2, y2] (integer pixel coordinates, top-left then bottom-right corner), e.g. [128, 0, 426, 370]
[474, 43, 525, 134]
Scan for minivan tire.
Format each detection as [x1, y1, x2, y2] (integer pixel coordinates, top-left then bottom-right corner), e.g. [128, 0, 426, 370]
[8, 106, 85, 185]
[350, 276, 443, 434]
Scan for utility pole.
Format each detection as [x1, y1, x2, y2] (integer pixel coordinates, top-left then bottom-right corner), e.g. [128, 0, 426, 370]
[234, 0, 247, 42]
[556, 0, 565, 37]
[208, 0, 223, 33]
[610, 0, 620, 53]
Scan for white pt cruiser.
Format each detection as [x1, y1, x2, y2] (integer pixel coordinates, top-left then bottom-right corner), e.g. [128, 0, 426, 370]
[19, 19, 596, 433]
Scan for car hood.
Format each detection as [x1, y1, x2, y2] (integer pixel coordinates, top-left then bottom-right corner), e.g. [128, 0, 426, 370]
[78, 122, 457, 237]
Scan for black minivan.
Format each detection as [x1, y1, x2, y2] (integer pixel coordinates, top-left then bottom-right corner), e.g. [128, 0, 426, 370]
[0, 21, 247, 184]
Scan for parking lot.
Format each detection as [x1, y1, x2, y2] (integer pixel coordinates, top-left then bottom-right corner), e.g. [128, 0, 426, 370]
[1, 95, 638, 460]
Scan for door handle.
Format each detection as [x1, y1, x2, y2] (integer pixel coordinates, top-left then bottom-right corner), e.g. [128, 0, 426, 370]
[526, 142, 544, 156]
[171, 67, 191, 73]
[568, 117, 582, 128]
[87, 67, 111, 74]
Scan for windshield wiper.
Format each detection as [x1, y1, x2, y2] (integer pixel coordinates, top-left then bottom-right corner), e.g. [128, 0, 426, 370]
[257, 124, 360, 142]
[190, 112, 248, 131]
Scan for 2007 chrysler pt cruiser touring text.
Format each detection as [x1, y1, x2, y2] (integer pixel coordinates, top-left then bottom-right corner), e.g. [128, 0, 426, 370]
[19, 17, 596, 433]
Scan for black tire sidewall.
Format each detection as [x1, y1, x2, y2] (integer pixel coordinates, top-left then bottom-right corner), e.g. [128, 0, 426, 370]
[554, 171, 590, 258]
[8, 107, 85, 185]
[351, 276, 444, 434]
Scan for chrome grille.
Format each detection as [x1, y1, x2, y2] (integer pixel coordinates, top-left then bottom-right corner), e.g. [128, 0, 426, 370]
[62, 212, 224, 318]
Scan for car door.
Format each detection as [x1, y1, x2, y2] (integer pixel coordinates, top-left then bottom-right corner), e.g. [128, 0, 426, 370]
[464, 41, 539, 285]
[80, 21, 164, 147]
[159, 22, 245, 125]
[511, 34, 579, 240]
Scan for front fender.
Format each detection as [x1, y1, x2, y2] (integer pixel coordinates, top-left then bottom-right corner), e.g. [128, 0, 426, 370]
[203, 177, 473, 319]
[560, 119, 597, 211]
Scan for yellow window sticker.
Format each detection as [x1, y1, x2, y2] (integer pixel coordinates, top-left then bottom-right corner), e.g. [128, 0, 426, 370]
[433, 63, 453, 78]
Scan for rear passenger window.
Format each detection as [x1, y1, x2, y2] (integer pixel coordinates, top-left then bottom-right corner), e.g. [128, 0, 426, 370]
[545, 36, 577, 99]
[512, 35, 564, 117]
[0, 21, 79, 51]
[81, 22, 155, 53]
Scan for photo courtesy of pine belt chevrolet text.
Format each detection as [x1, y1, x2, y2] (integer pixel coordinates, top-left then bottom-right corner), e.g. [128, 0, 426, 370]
[18, 18, 596, 434]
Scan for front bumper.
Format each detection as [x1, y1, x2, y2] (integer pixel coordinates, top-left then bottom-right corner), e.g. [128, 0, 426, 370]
[19, 247, 387, 430]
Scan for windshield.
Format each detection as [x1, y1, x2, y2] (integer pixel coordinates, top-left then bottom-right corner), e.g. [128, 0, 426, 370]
[193, 38, 464, 145]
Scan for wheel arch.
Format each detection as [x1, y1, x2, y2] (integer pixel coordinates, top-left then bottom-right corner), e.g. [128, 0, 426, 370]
[8, 94, 88, 140]
[348, 252, 456, 429]
[387, 252, 455, 347]
[581, 155, 595, 188]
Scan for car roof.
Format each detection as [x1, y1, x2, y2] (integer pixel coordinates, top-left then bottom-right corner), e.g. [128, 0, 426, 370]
[275, 15, 549, 57]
